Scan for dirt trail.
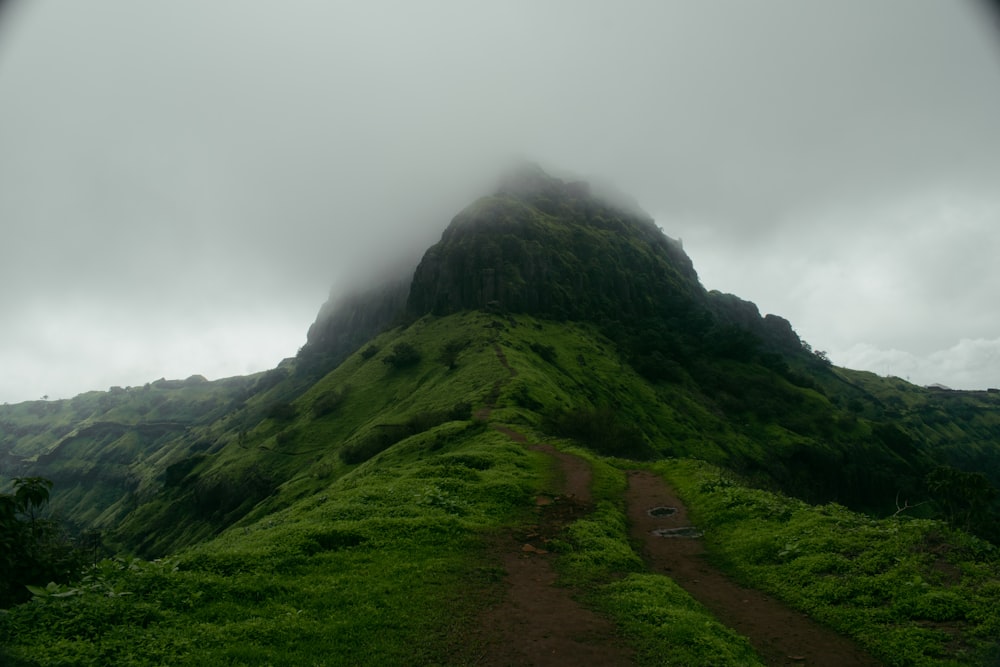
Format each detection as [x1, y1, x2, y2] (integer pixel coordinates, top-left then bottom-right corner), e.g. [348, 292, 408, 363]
[626, 470, 883, 667]
[468, 344, 631, 663]
[474, 344, 517, 422]
[469, 418, 634, 666]
[472, 344, 881, 665]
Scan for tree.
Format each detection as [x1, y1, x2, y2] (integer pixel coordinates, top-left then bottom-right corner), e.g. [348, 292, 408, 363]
[1, 477, 83, 607]
[383, 342, 421, 369]
[438, 339, 469, 370]
[925, 465, 998, 534]
[13, 477, 52, 531]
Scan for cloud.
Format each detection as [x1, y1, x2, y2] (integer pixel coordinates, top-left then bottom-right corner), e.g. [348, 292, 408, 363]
[840, 338, 1000, 390]
[1, 1, 1000, 401]
[1, 297, 314, 403]
[681, 189, 1000, 351]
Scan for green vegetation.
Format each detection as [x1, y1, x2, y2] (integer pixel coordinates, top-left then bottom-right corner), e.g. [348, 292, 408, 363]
[548, 450, 765, 666]
[0, 373, 262, 542]
[657, 459, 1000, 666]
[0, 477, 84, 607]
[546, 405, 654, 459]
[3, 309, 1000, 665]
[3, 167, 1000, 664]
[0, 426, 538, 665]
[382, 341, 422, 368]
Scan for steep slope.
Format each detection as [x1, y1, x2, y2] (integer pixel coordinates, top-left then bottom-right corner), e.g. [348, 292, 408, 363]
[3, 165, 1000, 666]
[0, 375, 259, 531]
[5, 165, 1000, 553]
[408, 164, 701, 322]
[297, 274, 412, 376]
[3, 312, 998, 666]
[408, 165, 801, 357]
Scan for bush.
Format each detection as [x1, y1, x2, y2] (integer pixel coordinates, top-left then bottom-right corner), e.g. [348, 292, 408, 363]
[632, 351, 685, 382]
[275, 429, 298, 447]
[312, 386, 350, 418]
[265, 402, 297, 421]
[192, 469, 275, 521]
[163, 455, 207, 487]
[438, 339, 470, 369]
[546, 405, 654, 459]
[0, 478, 86, 608]
[338, 402, 472, 465]
[529, 341, 557, 363]
[383, 342, 421, 369]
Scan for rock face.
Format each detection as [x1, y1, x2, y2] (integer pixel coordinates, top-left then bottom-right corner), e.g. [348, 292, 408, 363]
[708, 291, 802, 352]
[301, 276, 411, 369]
[305, 163, 804, 360]
[407, 165, 705, 323]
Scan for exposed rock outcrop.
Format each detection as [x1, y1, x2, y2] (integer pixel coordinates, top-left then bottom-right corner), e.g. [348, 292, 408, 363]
[299, 276, 411, 371]
[407, 165, 704, 323]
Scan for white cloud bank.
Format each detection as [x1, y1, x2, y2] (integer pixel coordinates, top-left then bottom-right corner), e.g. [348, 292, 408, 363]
[839, 338, 1000, 390]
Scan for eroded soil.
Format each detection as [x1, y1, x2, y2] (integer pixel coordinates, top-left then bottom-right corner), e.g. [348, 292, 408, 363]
[468, 441, 634, 666]
[626, 469, 883, 667]
[471, 343, 880, 666]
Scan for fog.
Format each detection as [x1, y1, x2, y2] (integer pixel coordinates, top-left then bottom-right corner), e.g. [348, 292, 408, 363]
[2, 1, 999, 403]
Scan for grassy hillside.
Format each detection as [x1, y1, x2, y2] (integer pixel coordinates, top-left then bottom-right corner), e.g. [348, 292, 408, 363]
[2, 311, 1000, 665]
[4, 309, 1000, 553]
[0, 375, 260, 530]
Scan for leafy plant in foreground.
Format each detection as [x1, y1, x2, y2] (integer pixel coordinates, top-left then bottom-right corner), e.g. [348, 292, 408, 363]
[1, 477, 85, 608]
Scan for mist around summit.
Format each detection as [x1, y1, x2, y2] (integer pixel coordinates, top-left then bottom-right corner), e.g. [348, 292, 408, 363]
[1, 1, 1000, 402]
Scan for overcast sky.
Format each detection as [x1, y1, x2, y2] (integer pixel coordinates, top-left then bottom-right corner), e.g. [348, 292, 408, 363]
[2, 1, 999, 404]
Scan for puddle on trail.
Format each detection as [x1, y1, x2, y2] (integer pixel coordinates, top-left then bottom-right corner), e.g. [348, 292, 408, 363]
[647, 506, 677, 517]
[652, 527, 703, 538]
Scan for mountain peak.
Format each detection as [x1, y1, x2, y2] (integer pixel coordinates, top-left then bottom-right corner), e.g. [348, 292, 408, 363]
[494, 161, 590, 201]
[494, 162, 652, 225]
[407, 165, 701, 321]
[304, 164, 801, 370]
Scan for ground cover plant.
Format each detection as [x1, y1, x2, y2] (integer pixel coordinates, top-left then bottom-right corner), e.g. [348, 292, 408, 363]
[655, 459, 1000, 666]
[0, 426, 540, 666]
[3, 308, 1000, 665]
[547, 447, 765, 666]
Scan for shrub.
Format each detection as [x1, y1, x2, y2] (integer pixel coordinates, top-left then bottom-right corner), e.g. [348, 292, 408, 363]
[546, 405, 654, 459]
[510, 383, 543, 410]
[163, 455, 207, 487]
[339, 430, 401, 465]
[632, 351, 685, 382]
[383, 342, 421, 369]
[338, 402, 472, 465]
[265, 402, 297, 421]
[529, 341, 557, 363]
[275, 429, 298, 447]
[0, 478, 86, 608]
[438, 339, 470, 369]
[312, 386, 350, 418]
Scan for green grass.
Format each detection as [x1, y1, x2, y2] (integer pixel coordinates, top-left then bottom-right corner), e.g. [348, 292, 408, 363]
[0, 425, 537, 666]
[537, 449, 765, 666]
[5, 311, 1000, 665]
[656, 459, 1000, 666]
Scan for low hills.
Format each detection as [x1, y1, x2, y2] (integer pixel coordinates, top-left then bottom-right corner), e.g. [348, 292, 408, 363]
[1, 166, 999, 665]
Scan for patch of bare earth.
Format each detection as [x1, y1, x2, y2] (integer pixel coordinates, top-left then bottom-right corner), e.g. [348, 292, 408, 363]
[466, 344, 882, 665]
[626, 470, 884, 667]
[466, 437, 635, 666]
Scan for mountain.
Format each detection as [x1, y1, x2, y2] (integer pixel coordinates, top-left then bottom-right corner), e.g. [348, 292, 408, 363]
[2, 165, 999, 665]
